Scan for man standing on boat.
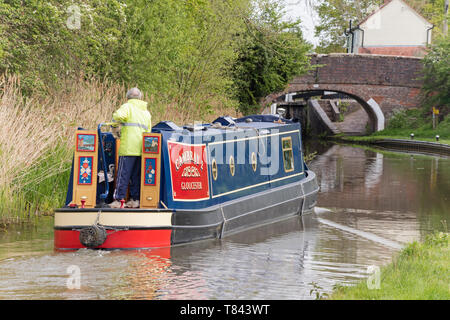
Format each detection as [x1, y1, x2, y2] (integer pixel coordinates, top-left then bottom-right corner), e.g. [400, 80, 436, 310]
[109, 87, 151, 208]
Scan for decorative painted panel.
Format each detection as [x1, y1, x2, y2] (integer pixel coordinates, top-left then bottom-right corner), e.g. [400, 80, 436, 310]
[78, 156, 93, 185]
[143, 136, 160, 154]
[144, 158, 157, 186]
[76, 134, 96, 152]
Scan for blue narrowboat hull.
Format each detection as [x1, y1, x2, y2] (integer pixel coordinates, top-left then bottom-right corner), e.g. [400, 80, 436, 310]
[170, 169, 318, 244]
[54, 115, 319, 250]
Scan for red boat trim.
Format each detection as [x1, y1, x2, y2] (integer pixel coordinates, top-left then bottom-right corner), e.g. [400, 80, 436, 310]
[55, 208, 172, 212]
[54, 226, 173, 230]
[54, 228, 172, 250]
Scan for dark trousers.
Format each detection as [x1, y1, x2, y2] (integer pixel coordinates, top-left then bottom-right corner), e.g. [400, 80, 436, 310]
[113, 156, 141, 201]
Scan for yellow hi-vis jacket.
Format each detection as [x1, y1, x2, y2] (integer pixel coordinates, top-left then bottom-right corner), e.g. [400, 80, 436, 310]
[112, 99, 151, 156]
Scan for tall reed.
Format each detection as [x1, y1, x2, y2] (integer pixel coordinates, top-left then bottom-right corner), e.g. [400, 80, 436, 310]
[0, 76, 67, 223]
[0, 74, 240, 224]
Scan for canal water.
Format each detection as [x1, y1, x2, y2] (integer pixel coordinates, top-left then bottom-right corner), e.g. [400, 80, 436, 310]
[0, 142, 448, 300]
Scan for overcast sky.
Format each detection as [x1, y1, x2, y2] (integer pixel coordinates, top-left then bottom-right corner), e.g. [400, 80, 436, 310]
[283, 0, 320, 46]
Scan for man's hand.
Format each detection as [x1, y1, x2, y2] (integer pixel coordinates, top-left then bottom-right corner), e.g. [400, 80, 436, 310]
[112, 125, 121, 139]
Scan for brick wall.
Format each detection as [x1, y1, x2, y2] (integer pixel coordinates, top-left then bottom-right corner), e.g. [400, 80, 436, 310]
[358, 46, 427, 57]
[294, 53, 424, 88]
[265, 54, 425, 125]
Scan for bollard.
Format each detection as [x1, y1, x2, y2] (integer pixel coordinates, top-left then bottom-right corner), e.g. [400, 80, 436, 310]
[80, 196, 87, 209]
[410, 133, 414, 140]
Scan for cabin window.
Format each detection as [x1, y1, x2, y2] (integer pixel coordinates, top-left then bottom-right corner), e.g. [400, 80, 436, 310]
[251, 152, 257, 172]
[212, 158, 218, 180]
[282, 137, 294, 172]
[229, 156, 235, 176]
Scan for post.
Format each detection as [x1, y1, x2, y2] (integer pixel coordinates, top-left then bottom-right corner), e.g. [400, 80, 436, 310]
[345, 20, 353, 53]
[445, 0, 449, 36]
[433, 113, 436, 129]
[140, 133, 162, 208]
[72, 130, 98, 208]
[432, 107, 439, 129]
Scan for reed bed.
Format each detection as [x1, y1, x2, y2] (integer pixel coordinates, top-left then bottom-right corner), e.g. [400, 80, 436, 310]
[0, 74, 239, 225]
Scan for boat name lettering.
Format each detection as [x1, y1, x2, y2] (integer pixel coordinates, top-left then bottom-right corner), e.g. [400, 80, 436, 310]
[175, 151, 204, 171]
[181, 181, 203, 190]
[181, 165, 201, 178]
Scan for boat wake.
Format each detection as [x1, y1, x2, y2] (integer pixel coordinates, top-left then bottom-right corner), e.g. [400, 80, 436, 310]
[314, 207, 404, 250]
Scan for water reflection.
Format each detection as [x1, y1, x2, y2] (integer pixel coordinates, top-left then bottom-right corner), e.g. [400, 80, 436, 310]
[0, 142, 448, 299]
[308, 143, 449, 237]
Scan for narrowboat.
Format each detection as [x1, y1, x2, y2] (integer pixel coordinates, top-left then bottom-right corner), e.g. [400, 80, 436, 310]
[54, 114, 319, 250]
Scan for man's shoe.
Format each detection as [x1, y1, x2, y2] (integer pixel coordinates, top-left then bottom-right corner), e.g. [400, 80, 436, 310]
[125, 199, 140, 208]
[109, 200, 124, 208]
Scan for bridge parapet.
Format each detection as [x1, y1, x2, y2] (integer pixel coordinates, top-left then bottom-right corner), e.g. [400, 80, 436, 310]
[293, 53, 424, 88]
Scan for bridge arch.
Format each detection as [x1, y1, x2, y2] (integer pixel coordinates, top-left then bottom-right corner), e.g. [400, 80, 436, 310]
[281, 88, 384, 133]
[263, 53, 424, 134]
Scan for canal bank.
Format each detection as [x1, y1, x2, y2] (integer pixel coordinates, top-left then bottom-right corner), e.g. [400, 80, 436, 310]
[328, 136, 450, 157]
[328, 232, 449, 300]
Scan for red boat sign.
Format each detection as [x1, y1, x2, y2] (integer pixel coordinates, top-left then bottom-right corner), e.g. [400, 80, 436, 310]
[168, 141, 210, 201]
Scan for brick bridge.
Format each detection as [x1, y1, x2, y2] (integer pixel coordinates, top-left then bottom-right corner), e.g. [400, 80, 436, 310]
[265, 53, 425, 133]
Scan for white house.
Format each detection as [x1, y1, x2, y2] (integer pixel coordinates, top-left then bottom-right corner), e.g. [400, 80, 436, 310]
[347, 0, 433, 57]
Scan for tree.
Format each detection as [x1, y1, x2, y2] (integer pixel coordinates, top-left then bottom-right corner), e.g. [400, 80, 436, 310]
[406, 0, 447, 36]
[231, 0, 311, 114]
[314, 0, 381, 53]
[121, 0, 248, 112]
[0, 0, 127, 94]
[421, 35, 450, 111]
[0, 0, 311, 117]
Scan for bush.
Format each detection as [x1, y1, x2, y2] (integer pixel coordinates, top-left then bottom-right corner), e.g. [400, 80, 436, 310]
[0, 0, 127, 94]
[386, 108, 426, 130]
[421, 36, 450, 112]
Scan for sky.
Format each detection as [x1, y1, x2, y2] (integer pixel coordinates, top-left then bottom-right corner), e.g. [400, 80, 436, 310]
[283, 0, 320, 46]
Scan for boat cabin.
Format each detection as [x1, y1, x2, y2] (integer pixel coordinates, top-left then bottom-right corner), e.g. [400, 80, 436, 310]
[65, 115, 307, 210]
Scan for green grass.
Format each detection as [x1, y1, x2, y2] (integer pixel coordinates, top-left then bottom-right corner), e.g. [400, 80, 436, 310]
[333, 110, 450, 146]
[372, 109, 450, 143]
[329, 232, 450, 300]
[0, 144, 72, 226]
[335, 134, 450, 146]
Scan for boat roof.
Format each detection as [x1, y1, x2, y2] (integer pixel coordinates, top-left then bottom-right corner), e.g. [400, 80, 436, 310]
[152, 115, 300, 137]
